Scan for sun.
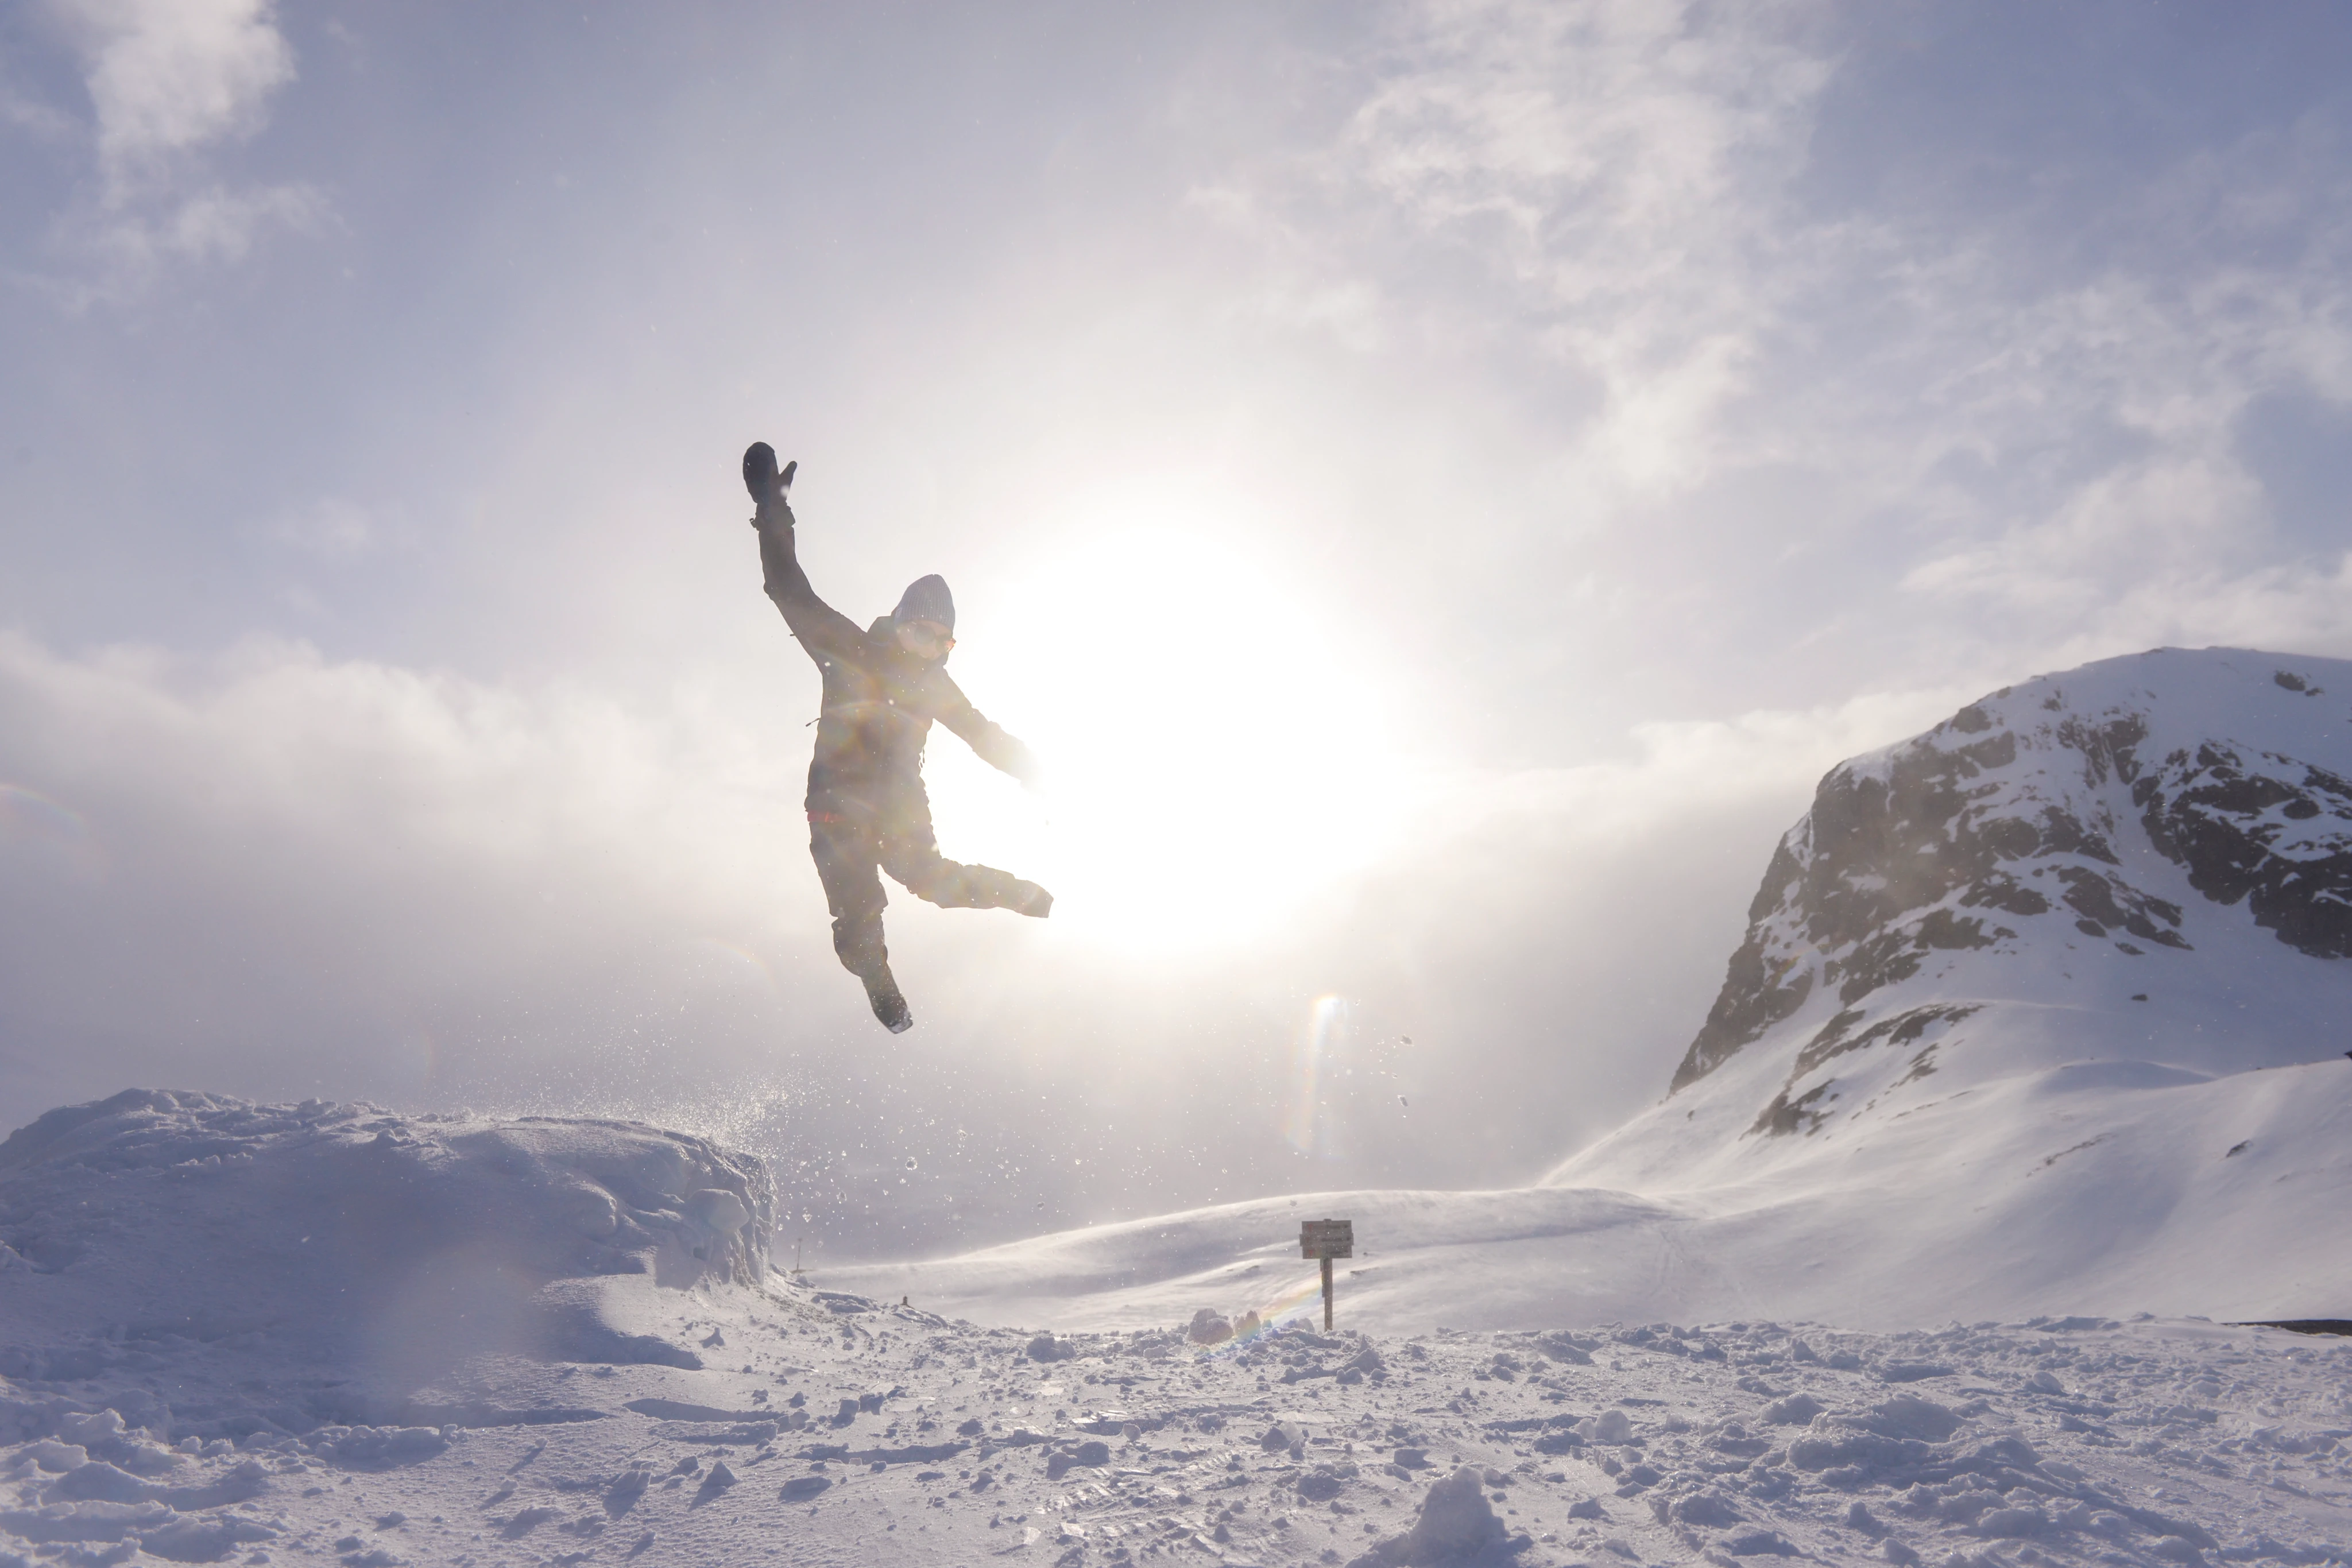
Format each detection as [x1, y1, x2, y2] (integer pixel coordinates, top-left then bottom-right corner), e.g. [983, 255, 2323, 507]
[922, 520, 1408, 954]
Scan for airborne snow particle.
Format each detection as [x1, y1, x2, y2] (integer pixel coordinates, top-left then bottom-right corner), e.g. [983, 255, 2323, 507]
[906, 1157, 919, 1171]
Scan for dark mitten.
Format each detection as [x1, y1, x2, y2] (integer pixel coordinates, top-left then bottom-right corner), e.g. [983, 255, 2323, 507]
[741, 442, 775, 500]
[741, 443, 798, 522]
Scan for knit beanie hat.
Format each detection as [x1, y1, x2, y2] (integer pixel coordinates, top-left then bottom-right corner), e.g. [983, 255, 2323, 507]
[891, 574, 956, 633]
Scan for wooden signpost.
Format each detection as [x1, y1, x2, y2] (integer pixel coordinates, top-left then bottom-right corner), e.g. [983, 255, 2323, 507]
[1299, 1218, 1354, 1331]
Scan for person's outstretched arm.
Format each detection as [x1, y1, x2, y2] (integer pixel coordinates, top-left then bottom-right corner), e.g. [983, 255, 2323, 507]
[923, 668, 1045, 787]
[748, 455, 866, 664]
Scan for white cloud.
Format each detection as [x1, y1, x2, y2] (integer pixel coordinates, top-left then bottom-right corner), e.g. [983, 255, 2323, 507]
[50, 177, 325, 292]
[1427, 677, 1982, 849]
[33, 0, 317, 295]
[1902, 455, 2268, 610]
[1198, 1, 2352, 698]
[159, 179, 319, 259]
[1865, 171, 2352, 660]
[0, 68, 76, 142]
[48, 0, 292, 184]
[1221, 0, 1836, 501]
[1341, 0, 1828, 285]
[0, 629, 819, 1112]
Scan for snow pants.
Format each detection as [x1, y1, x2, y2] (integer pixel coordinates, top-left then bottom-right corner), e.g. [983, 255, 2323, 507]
[808, 812, 1043, 981]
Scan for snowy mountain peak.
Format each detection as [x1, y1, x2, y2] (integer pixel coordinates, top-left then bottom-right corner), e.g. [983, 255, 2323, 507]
[1673, 647, 2352, 1101]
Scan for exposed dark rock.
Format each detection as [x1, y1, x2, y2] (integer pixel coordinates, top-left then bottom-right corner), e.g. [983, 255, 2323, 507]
[1788, 1005, 1980, 1084]
[1959, 873, 2049, 916]
[1674, 845, 1816, 1090]
[1750, 1083, 1834, 1139]
[1669, 656, 2352, 1096]
[2051, 866, 2188, 948]
[2137, 745, 2352, 958]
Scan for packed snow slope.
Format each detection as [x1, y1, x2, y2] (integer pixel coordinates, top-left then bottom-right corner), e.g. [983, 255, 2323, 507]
[834, 648, 2352, 1333]
[7, 1090, 2352, 1568]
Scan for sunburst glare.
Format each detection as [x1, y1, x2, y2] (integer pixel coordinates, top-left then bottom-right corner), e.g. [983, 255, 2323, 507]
[926, 517, 1409, 954]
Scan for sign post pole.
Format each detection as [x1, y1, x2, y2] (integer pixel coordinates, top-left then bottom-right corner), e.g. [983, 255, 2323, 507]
[1298, 1218, 1353, 1331]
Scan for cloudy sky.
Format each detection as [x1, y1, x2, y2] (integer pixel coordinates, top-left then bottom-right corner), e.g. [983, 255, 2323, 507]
[4, 0, 2350, 1261]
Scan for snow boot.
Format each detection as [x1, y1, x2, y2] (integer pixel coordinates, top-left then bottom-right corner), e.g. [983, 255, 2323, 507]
[862, 968, 913, 1034]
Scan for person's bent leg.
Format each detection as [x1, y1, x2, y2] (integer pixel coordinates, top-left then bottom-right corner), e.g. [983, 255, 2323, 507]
[809, 817, 887, 973]
[809, 816, 914, 1031]
[877, 831, 1053, 917]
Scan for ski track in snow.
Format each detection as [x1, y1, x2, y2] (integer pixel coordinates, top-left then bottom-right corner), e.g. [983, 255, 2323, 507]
[7, 1290, 2352, 1567]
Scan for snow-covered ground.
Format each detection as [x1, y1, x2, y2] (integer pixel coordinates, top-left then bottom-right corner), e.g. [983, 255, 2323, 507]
[823, 1043, 2352, 1334]
[7, 1092, 2352, 1568]
[16, 1279, 2352, 1568]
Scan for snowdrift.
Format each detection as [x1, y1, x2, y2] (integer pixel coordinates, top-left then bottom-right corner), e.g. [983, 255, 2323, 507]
[0, 1090, 770, 1424]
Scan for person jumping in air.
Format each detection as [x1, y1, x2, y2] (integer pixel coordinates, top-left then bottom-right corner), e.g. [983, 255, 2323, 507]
[742, 442, 1052, 1032]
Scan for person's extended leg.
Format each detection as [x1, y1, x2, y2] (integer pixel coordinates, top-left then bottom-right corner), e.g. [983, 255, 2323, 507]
[808, 816, 914, 1032]
[876, 820, 1053, 917]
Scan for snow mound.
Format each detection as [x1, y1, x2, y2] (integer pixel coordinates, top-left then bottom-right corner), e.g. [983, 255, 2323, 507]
[0, 1090, 771, 1412]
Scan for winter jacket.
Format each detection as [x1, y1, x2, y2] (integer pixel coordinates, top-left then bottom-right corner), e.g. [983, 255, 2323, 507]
[757, 513, 1038, 824]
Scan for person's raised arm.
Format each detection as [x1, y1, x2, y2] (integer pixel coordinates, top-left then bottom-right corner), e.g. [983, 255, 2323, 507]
[744, 443, 866, 663]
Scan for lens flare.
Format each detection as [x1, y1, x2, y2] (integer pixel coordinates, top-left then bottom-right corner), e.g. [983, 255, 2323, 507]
[0, 783, 87, 846]
[401, 1029, 441, 1089]
[0, 782, 102, 878]
[1192, 1271, 1334, 1361]
[1245, 1271, 1329, 1333]
[1284, 994, 1349, 1156]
